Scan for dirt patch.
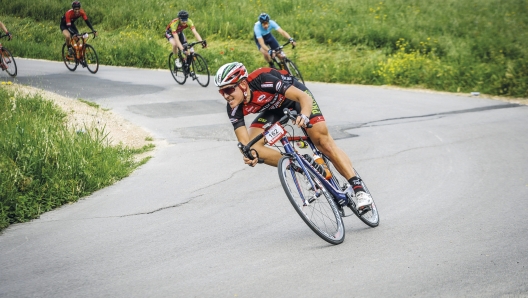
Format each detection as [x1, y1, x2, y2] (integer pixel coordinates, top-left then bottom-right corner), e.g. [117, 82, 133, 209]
[4, 83, 163, 158]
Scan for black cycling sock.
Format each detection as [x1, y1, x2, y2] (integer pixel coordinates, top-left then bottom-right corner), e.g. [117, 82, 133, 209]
[348, 176, 365, 194]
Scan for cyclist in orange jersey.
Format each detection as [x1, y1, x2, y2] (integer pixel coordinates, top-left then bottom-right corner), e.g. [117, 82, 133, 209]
[60, 1, 97, 57]
[0, 21, 12, 40]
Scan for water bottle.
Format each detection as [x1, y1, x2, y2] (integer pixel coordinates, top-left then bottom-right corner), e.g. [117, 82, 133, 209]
[296, 140, 308, 149]
[313, 154, 332, 180]
[303, 154, 326, 178]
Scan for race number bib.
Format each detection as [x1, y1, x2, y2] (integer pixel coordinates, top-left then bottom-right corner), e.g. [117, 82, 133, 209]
[264, 123, 286, 145]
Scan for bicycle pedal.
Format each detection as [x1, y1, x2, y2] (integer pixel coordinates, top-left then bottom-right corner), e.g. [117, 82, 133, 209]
[357, 206, 372, 216]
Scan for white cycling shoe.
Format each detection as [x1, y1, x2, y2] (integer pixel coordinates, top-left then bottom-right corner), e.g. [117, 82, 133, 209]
[355, 191, 373, 210]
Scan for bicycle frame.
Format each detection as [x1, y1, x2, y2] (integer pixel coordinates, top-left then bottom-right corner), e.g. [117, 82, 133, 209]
[177, 40, 206, 66]
[271, 41, 294, 69]
[240, 109, 378, 230]
[279, 131, 351, 207]
[70, 35, 88, 59]
[69, 31, 95, 60]
[241, 109, 353, 208]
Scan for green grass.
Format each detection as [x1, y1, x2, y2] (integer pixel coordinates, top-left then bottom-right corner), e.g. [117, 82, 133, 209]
[0, 86, 153, 231]
[1, 0, 527, 97]
[78, 98, 99, 108]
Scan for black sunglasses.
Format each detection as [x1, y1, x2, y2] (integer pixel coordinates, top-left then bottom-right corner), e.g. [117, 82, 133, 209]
[219, 81, 242, 96]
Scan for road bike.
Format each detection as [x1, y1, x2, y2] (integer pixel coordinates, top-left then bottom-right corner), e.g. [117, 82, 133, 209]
[238, 109, 379, 244]
[62, 31, 99, 74]
[0, 34, 17, 77]
[270, 41, 304, 85]
[168, 40, 210, 87]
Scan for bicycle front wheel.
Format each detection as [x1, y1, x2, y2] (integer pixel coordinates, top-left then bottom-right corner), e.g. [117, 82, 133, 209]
[1, 47, 17, 77]
[169, 52, 186, 84]
[61, 43, 77, 71]
[278, 156, 345, 244]
[284, 59, 304, 85]
[322, 155, 380, 227]
[190, 53, 210, 87]
[84, 44, 99, 74]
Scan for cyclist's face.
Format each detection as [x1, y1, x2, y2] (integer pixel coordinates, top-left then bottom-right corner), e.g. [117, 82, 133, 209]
[219, 82, 244, 108]
[73, 8, 81, 16]
[261, 21, 269, 30]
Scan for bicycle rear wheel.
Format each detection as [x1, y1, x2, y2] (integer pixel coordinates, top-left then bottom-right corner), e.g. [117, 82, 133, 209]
[62, 43, 77, 71]
[1, 47, 17, 77]
[278, 156, 345, 244]
[284, 58, 304, 85]
[84, 44, 99, 74]
[322, 155, 380, 227]
[169, 52, 186, 84]
[189, 53, 210, 87]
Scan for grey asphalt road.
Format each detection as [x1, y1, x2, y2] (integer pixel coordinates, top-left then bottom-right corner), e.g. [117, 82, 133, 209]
[1, 59, 527, 297]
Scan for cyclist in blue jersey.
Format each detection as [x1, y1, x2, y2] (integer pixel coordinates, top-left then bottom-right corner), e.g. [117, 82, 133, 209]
[254, 13, 297, 68]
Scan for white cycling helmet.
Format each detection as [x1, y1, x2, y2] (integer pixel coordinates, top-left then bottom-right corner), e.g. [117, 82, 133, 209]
[214, 62, 248, 87]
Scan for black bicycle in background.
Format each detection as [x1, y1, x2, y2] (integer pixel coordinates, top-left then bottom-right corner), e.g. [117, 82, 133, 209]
[270, 41, 304, 85]
[0, 34, 17, 77]
[168, 40, 210, 87]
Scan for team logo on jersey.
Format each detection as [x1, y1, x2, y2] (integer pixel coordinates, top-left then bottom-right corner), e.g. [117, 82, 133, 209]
[275, 81, 283, 92]
[261, 83, 273, 88]
[247, 105, 259, 113]
[257, 118, 267, 123]
[257, 95, 266, 102]
[311, 99, 321, 115]
[230, 118, 238, 123]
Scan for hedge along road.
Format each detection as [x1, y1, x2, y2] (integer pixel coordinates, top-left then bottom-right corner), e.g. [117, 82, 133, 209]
[1, 58, 528, 297]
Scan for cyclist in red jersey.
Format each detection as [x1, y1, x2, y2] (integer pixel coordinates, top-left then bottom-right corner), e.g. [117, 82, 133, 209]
[0, 21, 12, 40]
[214, 62, 373, 210]
[165, 10, 207, 67]
[60, 1, 97, 56]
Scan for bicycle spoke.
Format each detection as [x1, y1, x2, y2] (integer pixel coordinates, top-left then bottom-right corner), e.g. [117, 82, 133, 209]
[169, 52, 187, 84]
[279, 156, 345, 244]
[84, 44, 99, 74]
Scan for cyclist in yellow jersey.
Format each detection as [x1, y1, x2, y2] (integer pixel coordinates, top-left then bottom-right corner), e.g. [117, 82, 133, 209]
[165, 10, 207, 63]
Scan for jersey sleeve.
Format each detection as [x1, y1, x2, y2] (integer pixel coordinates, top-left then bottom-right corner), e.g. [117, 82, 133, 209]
[65, 11, 73, 25]
[270, 20, 280, 30]
[253, 22, 262, 38]
[168, 19, 179, 33]
[227, 104, 245, 130]
[187, 19, 195, 30]
[80, 9, 88, 21]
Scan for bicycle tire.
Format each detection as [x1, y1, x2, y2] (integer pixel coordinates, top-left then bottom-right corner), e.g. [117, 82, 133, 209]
[61, 43, 77, 71]
[169, 52, 186, 84]
[322, 155, 380, 227]
[278, 156, 345, 244]
[1, 47, 17, 77]
[84, 44, 99, 74]
[189, 53, 210, 87]
[284, 58, 305, 85]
